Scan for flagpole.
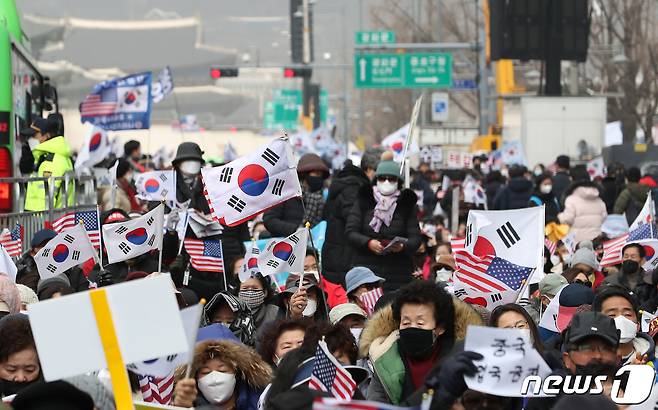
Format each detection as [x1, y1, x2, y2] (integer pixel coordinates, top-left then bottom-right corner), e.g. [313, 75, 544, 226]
[158, 203, 165, 274]
[305, 221, 329, 315]
[220, 240, 227, 291]
[96, 205, 104, 270]
[184, 299, 206, 379]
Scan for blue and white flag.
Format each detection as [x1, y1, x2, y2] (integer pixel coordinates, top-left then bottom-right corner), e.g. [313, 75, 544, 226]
[151, 66, 174, 104]
[80, 72, 153, 131]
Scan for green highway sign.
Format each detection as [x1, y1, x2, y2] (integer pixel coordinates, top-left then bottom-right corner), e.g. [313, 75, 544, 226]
[355, 30, 396, 45]
[263, 89, 302, 130]
[354, 52, 453, 89]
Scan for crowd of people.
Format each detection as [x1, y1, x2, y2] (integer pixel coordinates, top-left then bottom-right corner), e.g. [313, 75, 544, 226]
[2, 118, 658, 409]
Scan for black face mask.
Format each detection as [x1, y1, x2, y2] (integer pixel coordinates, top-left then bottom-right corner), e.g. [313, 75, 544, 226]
[574, 361, 618, 377]
[574, 279, 592, 288]
[1, 377, 40, 396]
[398, 327, 437, 360]
[622, 260, 640, 274]
[306, 175, 324, 192]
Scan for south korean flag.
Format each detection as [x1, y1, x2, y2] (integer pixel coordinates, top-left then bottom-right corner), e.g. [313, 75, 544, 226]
[102, 204, 165, 264]
[135, 170, 177, 202]
[34, 224, 97, 280]
[465, 207, 544, 275]
[257, 228, 308, 277]
[202, 137, 302, 227]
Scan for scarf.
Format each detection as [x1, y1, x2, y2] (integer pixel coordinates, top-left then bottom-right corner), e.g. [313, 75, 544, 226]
[303, 189, 325, 227]
[369, 186, 400, 233]
[118, 178, 141, 211]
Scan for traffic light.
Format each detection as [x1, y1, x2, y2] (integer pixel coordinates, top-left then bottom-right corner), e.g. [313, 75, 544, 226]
[210, 67, 239, 79]
[289, 0, 314, 63]
[283, 67, 312, 78]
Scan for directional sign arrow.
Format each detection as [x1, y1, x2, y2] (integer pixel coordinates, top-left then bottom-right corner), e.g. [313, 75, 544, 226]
[359, 58, 367, 81]
[415, 77, 439, 84]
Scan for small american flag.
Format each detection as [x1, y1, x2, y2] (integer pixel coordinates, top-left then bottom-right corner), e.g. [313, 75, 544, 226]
[184, 238, 224, 272]
[450, 237, 465, 251]
[544, 238, 557, 256]
[454, 250, 533, 293]
[52, 210, 100, 248]
[600, 223, 657, 267]
[138, 373, 174, 405]
[0, 224, 22, 257]
[313, 397, 420, 409]
[358, 287, 383, 316]
[309, 340, 356, 400]
[80, 87, 117, 117]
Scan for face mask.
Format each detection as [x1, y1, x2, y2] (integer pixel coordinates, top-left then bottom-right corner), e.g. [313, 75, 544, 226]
[622, 260, 640, 274]
[377, 180, 398, 196]
[350, 328, 363, 343]
[550, 254, 561, 266]
[574, 279, 592, 288]
[614, 315, 638, 343]
[574, 361, 618, 377]
[435, 268, 452, 283]
[398, 327, 437, 360]
[197, 371, 237, 405]
[302, 298, 317, 317]
[1, 378, 40, 396]
[306, 175, 324, 192]
[561, 253, 572, 266]
[179, 160, 201, 175]
[534, 168, 543, 176]
[501, 168, 509, 178]
[540, 184, 552, 194]
[238, 290, 265, 310]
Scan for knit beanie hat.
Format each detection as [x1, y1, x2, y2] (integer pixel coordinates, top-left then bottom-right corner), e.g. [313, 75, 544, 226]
[65, 375, 116, 410]
[570, 240, 599, 270]
[15, 284, 38, 307]
[375, 161, 403, 181]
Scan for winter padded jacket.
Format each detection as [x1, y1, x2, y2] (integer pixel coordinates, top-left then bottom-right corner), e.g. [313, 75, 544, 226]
[345, 185, 421, 292]
[263, 197, 304, 238]
[493, 178, 534, 210]
[24, 136, 74, 211]
[558, 181, 607, 243]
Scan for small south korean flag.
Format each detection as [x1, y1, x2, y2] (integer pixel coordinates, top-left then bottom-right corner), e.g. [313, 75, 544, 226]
[102, 204, 165, 264]
[201, 137, 302, 227]
[257, 228, 308, 277]
[34, 224, 97, 280]
[135, 170, 176, 202]
[465, 207, 544, 271]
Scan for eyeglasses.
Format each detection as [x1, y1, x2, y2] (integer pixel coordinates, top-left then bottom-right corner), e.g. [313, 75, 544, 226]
[503, 320, 529, 330]
[376, 176, 398, 183]
[570, 343, 616, 354]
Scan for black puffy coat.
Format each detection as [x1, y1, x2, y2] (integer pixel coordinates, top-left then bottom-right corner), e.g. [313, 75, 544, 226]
[263, 197, 304, 237]
[322, 164, 370, 284]
[493, 178, 534, 210]
[345, 185, 421, 292]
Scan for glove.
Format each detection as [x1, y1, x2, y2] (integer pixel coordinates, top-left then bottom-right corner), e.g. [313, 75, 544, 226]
[19, 143, 34, 174]
[426, 351, 483, 406]
[165, 211, 180, 231]
[97, 270, 114, 288]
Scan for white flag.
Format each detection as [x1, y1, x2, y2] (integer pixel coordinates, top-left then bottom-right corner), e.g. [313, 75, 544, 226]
[630, 192, 655, 232]
[586, 156, 605, 179]
[381, 123, 419, 163]
[202, 137, 302, 227]
[135, 170, 177, 202]
[75, 127, 112, 171]
[462, 175, 487, 208]
[34, 224, 97, 280]
[465, 207, 544, 271]
[102, 204, 164, 264]
[151, 66, 174, 104]
[538, 285, 569, 333]
[257, 228, 308, 277]
[128, 303, 202, 378]
[0, 244, 17, 282]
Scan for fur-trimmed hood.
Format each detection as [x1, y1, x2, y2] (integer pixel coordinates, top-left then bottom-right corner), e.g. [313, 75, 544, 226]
[563, 180, 601, 198]
[357, 184, 418, 212]
[358, 297, 484, 358]
[184, 340, 272, 390]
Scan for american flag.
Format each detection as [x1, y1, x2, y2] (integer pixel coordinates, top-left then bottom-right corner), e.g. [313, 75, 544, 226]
[358, 287, 383, 316]
[313, 398, 420, 409]
[454, 250, 533, 293]
[309, 340, 356, 400]
[600, 223, 657, 267]
[0, 224, 22, 257]
[184, 238, 224, 272]
[544, 238, 557, 256]
[138, 373, 174, 405]
[80, 87, 117, 117]
[450, 237, 465, 251]
[52, 210, 100, 248]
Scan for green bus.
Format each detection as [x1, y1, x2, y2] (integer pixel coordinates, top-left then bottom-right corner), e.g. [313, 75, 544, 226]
[0, 0, 58, 212]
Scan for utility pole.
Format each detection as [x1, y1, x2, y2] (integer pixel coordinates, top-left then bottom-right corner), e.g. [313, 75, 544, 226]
[476, 0, 490, 136]
[358, 0, 364, 137]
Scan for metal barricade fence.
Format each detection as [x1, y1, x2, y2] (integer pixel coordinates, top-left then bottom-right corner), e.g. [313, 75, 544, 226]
[0, 173, 98, 254]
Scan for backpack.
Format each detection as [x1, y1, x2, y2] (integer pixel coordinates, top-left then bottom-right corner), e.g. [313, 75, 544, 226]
[625, 195, 643, 226]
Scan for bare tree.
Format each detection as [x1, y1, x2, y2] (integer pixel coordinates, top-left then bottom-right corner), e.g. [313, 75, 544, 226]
[588, 0, 658, 143]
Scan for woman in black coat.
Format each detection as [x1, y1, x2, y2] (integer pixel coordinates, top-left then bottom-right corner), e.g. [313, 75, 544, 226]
[345, 161, 421, 292]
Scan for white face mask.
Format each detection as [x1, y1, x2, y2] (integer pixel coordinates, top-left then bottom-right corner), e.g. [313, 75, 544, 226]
[550, 254, 561, 266]
[377, 180, 398, 196]
[540, 184, 553, 194]
[350, 328, 363, 343]
[501, 168, 509, 178]
[435, 268, 452, 283]
[614, 315, 638, 344]
[179, 160, 201, 175]
[302, 298, 317, 317]
[561, 253, 572, 266]
[534, 168, 543, 176]
[197, 371, 237, 405]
